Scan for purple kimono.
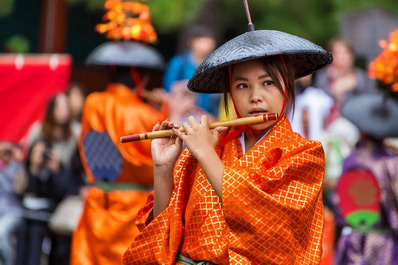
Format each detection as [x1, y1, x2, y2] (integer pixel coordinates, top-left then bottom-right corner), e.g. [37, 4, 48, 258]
[333, 140, 398, 265]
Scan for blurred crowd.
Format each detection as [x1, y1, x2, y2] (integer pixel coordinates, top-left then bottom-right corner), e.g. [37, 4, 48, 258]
[1, 25, 397, 265]
[0, 82, 87, 265]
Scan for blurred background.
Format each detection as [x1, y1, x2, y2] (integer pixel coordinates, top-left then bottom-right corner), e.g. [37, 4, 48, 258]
[0, 1, 397, 265]
[1, 0, 397, 90]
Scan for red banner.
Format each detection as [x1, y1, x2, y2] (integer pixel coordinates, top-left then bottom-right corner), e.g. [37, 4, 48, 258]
[0, 54, 72, 143]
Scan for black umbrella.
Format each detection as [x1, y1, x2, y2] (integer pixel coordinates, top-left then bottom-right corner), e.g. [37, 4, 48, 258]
[85, 41, 165, 70]
[341, 92, 398, 139]
[188, 30, 332, 94]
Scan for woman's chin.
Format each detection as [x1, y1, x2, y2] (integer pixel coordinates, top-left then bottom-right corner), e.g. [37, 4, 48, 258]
[249, 121, 276, 131]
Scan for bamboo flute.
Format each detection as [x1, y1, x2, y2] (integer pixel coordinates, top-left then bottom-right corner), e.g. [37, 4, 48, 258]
[120, 113, 279, 143]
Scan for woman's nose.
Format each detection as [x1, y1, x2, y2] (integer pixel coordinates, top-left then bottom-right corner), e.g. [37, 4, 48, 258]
[250, 87, 263, 103]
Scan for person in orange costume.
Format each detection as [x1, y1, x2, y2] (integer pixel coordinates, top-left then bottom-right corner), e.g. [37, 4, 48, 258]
[123, 8, 333, 265]
[70, 51, 167, 264]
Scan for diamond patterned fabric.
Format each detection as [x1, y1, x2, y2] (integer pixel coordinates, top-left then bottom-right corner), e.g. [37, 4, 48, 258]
[123, 115, 325, 264]
[83, 131, 122, 182]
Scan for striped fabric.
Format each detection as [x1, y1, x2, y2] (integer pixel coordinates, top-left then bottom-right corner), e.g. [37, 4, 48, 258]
[123, 115, 325, 264]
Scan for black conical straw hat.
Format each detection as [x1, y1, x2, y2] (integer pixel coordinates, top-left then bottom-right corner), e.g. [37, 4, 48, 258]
[86, 41, 165, 70]
[188, 30, 332, 93]
[341, 91, 398, 139]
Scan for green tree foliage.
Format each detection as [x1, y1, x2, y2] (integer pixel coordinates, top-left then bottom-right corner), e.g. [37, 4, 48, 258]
[0, 0, 15, 18]
[66, 0, 398, 46]
[220, 0, 397, 46]
[67, 0, 205, 32]
[67, 0, 106, 11]
[147, 0, 206, 32]
[5, 34, 30, 53]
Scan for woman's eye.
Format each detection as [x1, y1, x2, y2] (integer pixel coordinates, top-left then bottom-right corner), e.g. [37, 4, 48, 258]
[236, 83, 248, 89]
[263, 80, 274, 86]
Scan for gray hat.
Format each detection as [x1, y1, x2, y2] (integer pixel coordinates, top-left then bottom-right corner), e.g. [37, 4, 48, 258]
[188, 30, 332, 93]
[341, 91, 398, 139]
[86, 41, 165, 70]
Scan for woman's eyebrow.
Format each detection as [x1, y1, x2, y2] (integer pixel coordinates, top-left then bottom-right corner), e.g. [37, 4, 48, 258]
[258, 73, 270, 79]
[233, 76, 248, 82]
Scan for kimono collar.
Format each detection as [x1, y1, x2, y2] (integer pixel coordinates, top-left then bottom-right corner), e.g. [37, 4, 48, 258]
[106, 83, 137, 99]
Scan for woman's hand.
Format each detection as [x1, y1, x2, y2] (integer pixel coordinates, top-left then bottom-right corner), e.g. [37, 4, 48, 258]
[173, 115, 226, 199]
[152, 119, 182, 218]
[151, 120, 182, 168]
[173, 115, 225, 160]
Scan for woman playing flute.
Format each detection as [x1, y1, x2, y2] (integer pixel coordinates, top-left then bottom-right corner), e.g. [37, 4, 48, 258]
[123, 7, 332, 265]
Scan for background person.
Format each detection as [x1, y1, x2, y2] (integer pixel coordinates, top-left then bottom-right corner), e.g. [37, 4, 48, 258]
[167, 79, 217, 126]
[162, 25, 220, 117]
[70, 53, 167, 265]
[313, 38, 369, 126]
[26, 93, 81, 169]
[66, 81, 87, 124]
[0, 140, 26, 265]
[332, 91, 398, 265]
[16, 139, 71, 265]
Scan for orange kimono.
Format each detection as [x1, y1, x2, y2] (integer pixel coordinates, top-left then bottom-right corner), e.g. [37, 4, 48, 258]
[123, 115, 325, 264]
[71, 84, 166, 265]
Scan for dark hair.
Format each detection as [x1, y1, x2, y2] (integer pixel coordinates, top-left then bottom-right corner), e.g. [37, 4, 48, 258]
[186, 25, 216, 42]
[25, 138, 50, 169]
[327, 37, 354, 55]
[222, 55, 296, 117]
[109, 66, 135, 88]
[108, 66, 154, 89]
[41, 94, 72, 143]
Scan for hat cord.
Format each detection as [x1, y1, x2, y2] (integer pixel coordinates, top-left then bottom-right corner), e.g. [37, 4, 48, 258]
[279, 55, 289, 116]
[130, 66, 143, 99]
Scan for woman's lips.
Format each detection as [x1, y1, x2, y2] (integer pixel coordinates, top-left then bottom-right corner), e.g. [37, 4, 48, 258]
[248, 110, 268, 116]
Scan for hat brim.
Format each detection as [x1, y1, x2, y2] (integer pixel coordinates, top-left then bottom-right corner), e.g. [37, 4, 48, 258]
[188, 30, 332, 93]
[341, 92, 398, 139]
[85, 41, 165, 70]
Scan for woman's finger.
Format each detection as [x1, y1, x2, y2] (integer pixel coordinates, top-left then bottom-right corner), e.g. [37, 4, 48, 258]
[160, 120, 169, 130]
[187, 116, 199, 129]
[200, 115, 209, 127]
[173, 127, 184, 139]
[213, 126, 228, 135]
[181, 122, 193, 134]
[175, 135, 182, 148]
[152, 122, 160, 132]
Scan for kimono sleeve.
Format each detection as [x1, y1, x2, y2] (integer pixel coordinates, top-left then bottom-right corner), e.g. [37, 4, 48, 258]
[135, 191, 155, 231]
[222, 141, 325, 263]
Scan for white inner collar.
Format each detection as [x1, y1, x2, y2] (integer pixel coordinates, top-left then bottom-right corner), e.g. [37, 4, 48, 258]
[239, 131, 269, 154]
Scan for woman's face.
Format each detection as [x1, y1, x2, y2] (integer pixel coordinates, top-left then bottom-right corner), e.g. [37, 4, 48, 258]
[231, 59, 285, 131]
[53, 94, 70, 125]
[68, 86, 85, 118]
[190, 36, 217, 62]
[30, 141, 45, 166]
[332, 41, 354, 71]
